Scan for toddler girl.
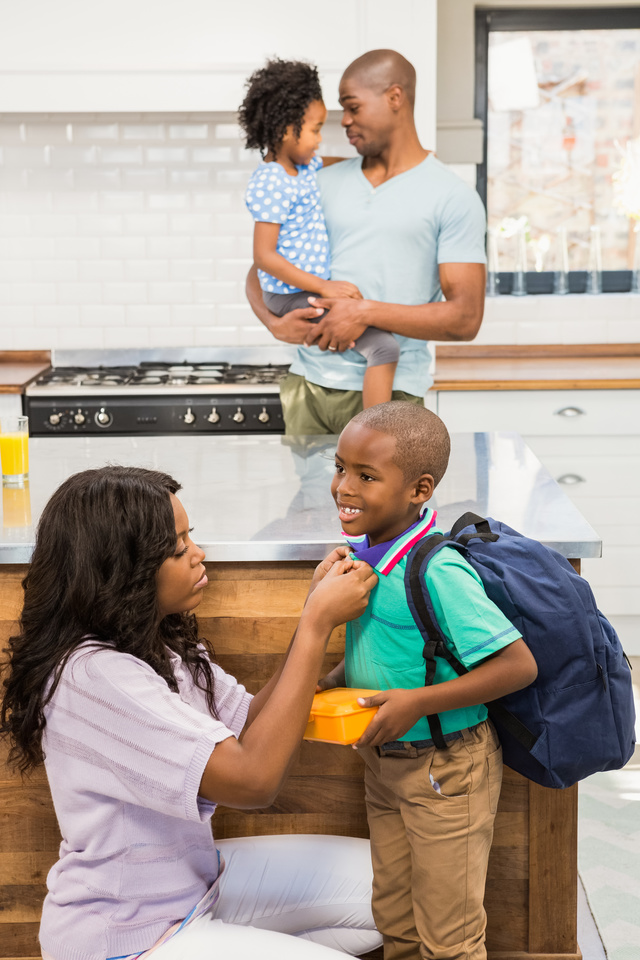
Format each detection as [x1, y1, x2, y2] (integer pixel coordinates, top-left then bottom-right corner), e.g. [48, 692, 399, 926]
[239, 58, 399, 408]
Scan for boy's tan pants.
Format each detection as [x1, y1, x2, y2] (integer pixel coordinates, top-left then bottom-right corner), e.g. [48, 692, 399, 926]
[360, 720, 503, 960]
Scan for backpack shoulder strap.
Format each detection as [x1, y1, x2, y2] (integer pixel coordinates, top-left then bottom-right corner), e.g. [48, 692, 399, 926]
[405, 534, 470, 750]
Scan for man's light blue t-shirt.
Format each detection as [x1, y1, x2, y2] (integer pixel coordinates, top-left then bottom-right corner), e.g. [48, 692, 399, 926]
[289, 154, 487, 398]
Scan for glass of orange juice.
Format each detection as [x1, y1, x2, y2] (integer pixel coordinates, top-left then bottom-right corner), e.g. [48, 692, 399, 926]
[0, 415, 29, 484]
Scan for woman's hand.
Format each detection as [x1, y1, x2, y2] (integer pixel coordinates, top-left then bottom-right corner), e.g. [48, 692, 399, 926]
[352, 688, 424, 748]
[304, 560, 377, 634]
[309, 546, 352, 594]
[318, 280, 363, 300]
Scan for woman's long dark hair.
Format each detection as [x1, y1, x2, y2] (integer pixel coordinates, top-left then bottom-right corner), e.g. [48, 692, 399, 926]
[1, 465, 217, 774]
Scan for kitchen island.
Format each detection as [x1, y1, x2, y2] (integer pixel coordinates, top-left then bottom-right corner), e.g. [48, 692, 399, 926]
[0, 432, 599, 960]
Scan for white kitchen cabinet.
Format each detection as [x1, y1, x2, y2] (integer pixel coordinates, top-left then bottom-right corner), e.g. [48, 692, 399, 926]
[0, 0, 436, 140]
[436, 389, 640, 436]
[433, 389, 640, 656]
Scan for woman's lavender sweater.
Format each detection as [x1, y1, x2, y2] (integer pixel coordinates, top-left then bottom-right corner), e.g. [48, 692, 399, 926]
[40, 643, 252, 960]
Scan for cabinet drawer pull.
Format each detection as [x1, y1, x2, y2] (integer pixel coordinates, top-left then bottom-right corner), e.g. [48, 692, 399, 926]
[555, 406, 585, 418]
[556, 473, 585, 485]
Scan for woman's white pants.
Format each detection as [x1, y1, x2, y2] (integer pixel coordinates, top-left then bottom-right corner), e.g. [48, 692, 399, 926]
[148, 834, 381, 958]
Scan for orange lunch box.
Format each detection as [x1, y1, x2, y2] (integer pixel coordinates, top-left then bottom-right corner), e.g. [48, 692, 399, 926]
[304, 688, 380, 745]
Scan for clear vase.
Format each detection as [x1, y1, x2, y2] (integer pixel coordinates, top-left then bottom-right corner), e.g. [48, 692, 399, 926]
[632, 224, 640, 294]
[511, 224, 527, 296]
[486, 228, 500, 296]
[554, 226, 570, 295]
[586, 225, 602, 295]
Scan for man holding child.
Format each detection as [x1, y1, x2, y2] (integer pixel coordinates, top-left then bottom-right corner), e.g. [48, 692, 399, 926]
[245, 48, 487, 434]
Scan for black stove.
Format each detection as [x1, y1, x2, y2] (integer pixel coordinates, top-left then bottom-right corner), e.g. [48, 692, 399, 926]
[25, 359, 290, 436]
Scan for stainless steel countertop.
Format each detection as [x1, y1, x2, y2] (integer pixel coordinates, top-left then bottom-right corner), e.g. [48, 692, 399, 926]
[0, 432, 601, 563]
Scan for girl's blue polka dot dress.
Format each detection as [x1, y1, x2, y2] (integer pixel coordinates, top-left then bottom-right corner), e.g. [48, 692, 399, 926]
[245, 156, 331, 294]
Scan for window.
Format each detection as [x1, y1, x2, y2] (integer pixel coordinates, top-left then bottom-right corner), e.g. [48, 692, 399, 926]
[476, 7, 640, 293]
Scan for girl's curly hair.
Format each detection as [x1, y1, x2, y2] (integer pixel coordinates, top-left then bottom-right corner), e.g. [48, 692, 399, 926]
[238, 58, 323, 157]
[1, 465, 218, 775]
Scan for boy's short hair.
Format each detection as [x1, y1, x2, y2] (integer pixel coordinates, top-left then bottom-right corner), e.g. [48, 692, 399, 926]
[350, 402, 451, 487]
[238, 59, 323, 158]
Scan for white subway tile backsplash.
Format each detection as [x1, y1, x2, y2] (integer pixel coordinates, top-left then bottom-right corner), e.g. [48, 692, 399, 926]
[100, 192, 145, 212]
[147, 326, 194, 348]
[103, 282, 148, 304]
[99, 147, 144, 165]
[122, 124, 166, 141]
[13, 282, 56, 304]
[126, 305, 171, 326]
[148, 282, 193, 304]
[0, 214, 30, 236]
[121, 168, 167, 189]
[73, 124, 119, 141]
[172, 305, 215, 326]
[216, 258, 253, 282]
[58, 282, 102, 304]
[194, 325, 238, 346]
[146, 147, 189, 164]
[101, 237, 146, 258]
[49, 146, 97, 166]
[170, 214, 213, 235]
[192, 147, 233, 164]
[35, 305, 80, 326]
[81, 305, 126, 326]
[148, 193, 190, 210]
[35, 260, 79, 281]
[30, 214, 77, 236]
[147, 236, 192, 258]
[193, 281, 238, 304]
[169, 124, 209, 140]
[215, 124, 243, 140]
[104, 325, 150, 348]
[58, 326, 104, 349]
[54, 237, 102, 258]
[0, 261, 33, 281]
[0, 305, 34, 326]
[169, 169, 210, 186]
[169, 260, 215, 282]
[125, 260, 170, 281]
[124, 213, 169, 235]
[77, 214, 124, 236]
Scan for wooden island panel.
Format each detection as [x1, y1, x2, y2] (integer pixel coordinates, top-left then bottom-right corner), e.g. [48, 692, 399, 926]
[0, 562, 580, 960]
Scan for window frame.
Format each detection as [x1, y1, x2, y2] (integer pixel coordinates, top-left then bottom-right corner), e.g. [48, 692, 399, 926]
[475, 6, 640, 293]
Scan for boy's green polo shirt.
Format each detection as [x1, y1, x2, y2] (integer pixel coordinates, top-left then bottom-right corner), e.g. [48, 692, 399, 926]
[344, 507, 521, 742]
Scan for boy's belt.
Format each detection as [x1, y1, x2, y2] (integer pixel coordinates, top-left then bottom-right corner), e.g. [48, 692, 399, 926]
[378, 722, 484, 757]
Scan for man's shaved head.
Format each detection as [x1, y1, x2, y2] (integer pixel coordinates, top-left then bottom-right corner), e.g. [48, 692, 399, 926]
[342, 49, 416, 107]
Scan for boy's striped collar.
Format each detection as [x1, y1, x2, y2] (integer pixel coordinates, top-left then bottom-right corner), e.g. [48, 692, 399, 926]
[342, 506, 438, 576]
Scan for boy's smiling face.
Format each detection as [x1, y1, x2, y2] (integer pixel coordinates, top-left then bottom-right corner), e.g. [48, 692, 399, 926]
[331, 422, 434, 548]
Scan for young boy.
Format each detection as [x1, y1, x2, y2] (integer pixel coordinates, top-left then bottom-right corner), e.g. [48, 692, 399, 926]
[318, 402, 538, 960]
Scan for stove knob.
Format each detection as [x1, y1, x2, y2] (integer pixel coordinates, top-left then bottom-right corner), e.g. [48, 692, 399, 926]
[258, 407, 270, 424]
[74, 409, 86, 425]
[95, 407, 112, 427]
[232, 407, 245, 424]
[183, 407, 196, 425]
[207, 407, 221, 424]
[48, 412, 61, 426]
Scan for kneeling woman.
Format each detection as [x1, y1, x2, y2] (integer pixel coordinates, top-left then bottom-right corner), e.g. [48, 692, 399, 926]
[1, 466, 380, 960]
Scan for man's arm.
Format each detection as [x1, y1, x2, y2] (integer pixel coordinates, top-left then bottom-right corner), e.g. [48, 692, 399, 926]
[302, 261, 486, 351]
[245, 264, 323, 345]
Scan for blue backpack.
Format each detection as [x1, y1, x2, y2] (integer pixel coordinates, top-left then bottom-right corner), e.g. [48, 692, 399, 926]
[405, 512, 636, 789]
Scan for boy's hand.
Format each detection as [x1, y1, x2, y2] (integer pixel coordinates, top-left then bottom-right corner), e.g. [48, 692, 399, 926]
[318, 280, 363, 300]
[353, 688, 424, 748]
[316, 657, 346, 693]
